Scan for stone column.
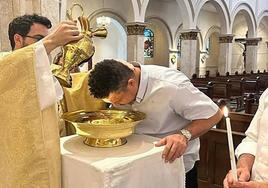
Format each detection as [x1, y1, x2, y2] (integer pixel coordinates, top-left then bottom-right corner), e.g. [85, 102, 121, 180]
[245, 38, 261, 73]
[180, 30, 198, 78]
[218, 34, 233, 75]
[126, 22, 146, 64]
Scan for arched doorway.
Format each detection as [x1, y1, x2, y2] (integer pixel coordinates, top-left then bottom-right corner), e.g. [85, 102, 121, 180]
[195, 0, 229, 77]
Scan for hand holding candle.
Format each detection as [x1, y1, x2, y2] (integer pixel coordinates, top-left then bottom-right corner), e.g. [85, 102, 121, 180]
[223, 106, 238, 182]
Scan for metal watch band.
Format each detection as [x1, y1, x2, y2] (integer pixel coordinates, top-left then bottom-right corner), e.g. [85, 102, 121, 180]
[179, 129, 192, 141]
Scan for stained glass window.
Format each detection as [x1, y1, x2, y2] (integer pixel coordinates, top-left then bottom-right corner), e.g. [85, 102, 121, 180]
[144, 28, 154, 58]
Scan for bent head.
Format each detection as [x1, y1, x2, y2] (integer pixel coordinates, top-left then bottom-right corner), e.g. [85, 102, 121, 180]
[88, 59, 138, 105]
[8, 14, 52, 50]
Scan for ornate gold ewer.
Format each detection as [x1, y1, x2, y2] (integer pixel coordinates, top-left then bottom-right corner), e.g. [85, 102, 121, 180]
[53, 3, 107, 87]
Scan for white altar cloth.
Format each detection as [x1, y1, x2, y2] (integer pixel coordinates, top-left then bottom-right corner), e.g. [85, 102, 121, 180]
[60, 134, 185, 188]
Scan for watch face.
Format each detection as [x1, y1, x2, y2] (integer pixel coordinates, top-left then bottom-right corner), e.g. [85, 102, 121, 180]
[181, 129, 191, 141]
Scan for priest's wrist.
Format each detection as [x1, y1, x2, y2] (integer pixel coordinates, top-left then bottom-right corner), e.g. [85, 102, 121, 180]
[43, 37, 57, 54]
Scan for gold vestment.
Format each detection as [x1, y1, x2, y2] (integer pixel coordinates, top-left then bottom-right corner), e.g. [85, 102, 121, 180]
[0, 45, 60, 187]
[62, 72, 107, 135]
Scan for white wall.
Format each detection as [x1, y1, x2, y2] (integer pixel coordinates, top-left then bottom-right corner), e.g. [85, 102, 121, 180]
[231, 0, 257, 13]
[257, 0, 268, 15]
[146, 0, 182, 41]
[67, 0, 133, 22]
[197, 10, 221, 41]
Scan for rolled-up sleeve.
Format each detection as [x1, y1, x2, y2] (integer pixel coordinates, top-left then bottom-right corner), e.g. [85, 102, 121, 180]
[235, 89, 268, 158]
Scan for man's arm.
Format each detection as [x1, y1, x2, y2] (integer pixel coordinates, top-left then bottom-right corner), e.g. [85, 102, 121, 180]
[155, 109, 223, 163]
[184, 109, 223, 139]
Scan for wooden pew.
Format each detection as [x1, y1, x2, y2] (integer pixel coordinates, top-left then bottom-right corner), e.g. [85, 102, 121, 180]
[241, 77, 260, 95]
[226, 79, 242, 97]
[257, 75, 268, 93]
[191, 75, 265, 112]
[216, 112, 254, 132]
[244, 94, 260, 114]
[192, 74, 266, 98]
[211, 81, 228, 98]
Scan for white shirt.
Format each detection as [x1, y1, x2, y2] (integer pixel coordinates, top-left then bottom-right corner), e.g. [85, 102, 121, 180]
[116, 64, 219, 172]
[235, 88, 268, 182]
[34, 41, 63, 110]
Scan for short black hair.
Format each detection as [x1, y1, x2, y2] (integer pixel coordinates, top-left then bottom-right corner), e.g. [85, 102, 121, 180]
[8, 14, 52, 49]
[88, 59, 135, 98]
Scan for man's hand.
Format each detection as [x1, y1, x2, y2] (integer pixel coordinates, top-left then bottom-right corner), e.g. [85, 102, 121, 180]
[223, 154, 255, 188]
[223, 167, 251, 188]
[155, 134, 187, 163]
[43, 21, 83, 53]
[224, 180, 268, 188]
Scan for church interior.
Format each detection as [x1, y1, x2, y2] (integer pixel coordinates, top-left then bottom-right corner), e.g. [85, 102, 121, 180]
[1, 0, 268, 188]
[1, 0, 268, 77]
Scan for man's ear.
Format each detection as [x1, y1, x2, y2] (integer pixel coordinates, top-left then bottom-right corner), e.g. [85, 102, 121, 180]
[14, 33, 23, 49]
[128, 78, 136, 87]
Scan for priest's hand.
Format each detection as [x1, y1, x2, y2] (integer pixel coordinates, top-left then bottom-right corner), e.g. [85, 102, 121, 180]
[155, 134, 187, 163]
[43, 21, 83, 53]
[223, 167, 251, 188]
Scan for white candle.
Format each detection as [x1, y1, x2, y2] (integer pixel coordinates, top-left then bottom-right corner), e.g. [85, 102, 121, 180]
[223, 107, 238, 182]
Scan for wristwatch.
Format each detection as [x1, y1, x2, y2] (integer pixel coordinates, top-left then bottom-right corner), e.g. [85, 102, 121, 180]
[179, 129, 192, 142]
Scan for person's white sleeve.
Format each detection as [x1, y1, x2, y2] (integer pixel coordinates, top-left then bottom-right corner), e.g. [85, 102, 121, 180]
[235, 89, 268, 158]
[53, 76, 63, 101]
[34, 41, 58, 110]
[171, 82, 219, 120]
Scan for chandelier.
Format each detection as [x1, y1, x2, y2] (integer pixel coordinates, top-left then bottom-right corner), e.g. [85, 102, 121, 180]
[96, 16, 111, 26]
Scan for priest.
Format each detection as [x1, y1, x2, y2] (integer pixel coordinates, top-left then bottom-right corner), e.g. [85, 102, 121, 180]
[0, 20, 82, 187]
